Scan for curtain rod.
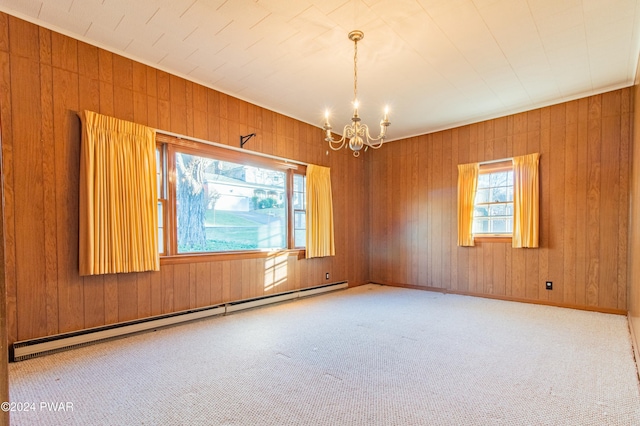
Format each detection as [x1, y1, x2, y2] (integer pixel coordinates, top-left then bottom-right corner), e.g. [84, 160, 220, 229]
[479, 156, 513, 165]
[480, 153, 540, 165]
[156, 129, 309, 167]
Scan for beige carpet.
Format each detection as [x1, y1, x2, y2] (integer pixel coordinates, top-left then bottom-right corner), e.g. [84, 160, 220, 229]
[8, 284, 640, 425]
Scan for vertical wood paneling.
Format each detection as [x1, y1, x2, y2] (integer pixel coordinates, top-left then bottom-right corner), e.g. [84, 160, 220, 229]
[161, 265, 175, 314]
[9, 16, 38, 59]
[117, 273, 137, 322]
[390, 146, 400, 285]
[398, 142, 408, 285]
[40, 35, 59, 336]
[0, 25, 7, 418]
[586, 96, 601, 307]
[1, 13, 629, 349]
[483, 244, 494, 294]
[51, 31, 77, 73]
[221, 261, 231, 303]
[449, 131, 459, 291]
[189, 263, 197, 308]
[195, 262, 211, 307]
[0, 12, 8, 52]
[173, 264, 190, 311]
[618, 94, 631, 310]
[210, 262, 223, 306]
[12, 54, 47, 340]
[98, 49, 113, 117]
[525, 111, 541, 301]
[83, 274, 105, 329]
[0, 47, 17, 344]
[137, 272, 151, 319]
[563, 101, 578, 304]
[103, 274, 118, 324]
[53, 65, 83, 334]
[548, 105, 565, 304]
[575, 99, 589, 306]
[511, 248, 526, 298]
[432, 133, 443, 287]
[229, 261, 242, 301]
[149, 271, 162, 316]
[368, 88, 631, 313]
[418, 138, 428, 284]
[538, 108, 550, 300]
[493, 243, 506, 295]
[600, 92, 621, 310]
[456, 128, 470, 292]
[628, 72, 640, 349]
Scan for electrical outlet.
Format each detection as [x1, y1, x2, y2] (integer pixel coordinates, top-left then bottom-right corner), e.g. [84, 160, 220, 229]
[545, 281, 553, 290]
[326, 272, 330, 280]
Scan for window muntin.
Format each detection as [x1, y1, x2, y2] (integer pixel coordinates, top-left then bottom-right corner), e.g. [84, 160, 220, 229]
[473, 169, 513, 235]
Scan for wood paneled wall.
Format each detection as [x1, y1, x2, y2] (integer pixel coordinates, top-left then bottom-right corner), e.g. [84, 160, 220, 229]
[368, 89, 632, 313]
[629, 56, 640, 355]
[0, 95, 7, 426]
[0, 13, 369, 346]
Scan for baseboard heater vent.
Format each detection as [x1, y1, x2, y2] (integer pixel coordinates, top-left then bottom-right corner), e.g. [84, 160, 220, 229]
[12, 281, 348, 362]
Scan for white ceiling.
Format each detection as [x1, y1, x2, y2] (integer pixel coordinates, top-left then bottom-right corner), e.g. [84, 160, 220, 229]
[1, 0, 639, 141]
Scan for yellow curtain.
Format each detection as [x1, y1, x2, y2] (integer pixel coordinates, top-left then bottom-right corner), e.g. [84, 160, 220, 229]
[306, 164, 335, 258]
[457, 162, 479, 247]
[79, 110, 159, 275]
[512, 153, 540, 248]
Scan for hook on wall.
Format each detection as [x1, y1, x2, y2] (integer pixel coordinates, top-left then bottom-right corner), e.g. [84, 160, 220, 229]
[240, 133, 256, 149]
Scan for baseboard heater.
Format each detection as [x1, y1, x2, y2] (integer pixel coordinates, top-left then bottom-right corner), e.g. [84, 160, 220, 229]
[11, 281, 348, 362]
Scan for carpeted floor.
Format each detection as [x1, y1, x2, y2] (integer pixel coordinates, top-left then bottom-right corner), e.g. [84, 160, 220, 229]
[8, 284, 640, 425]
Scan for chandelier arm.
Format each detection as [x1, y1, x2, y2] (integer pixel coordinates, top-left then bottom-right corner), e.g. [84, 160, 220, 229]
[325, 125, 351, 151]
[362, 125, 386, 148]
[327, 135, 347, 151]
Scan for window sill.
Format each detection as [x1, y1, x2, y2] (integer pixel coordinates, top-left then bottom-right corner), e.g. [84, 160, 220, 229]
[160, 249, 306, 265]
[474, 235, 512, 243]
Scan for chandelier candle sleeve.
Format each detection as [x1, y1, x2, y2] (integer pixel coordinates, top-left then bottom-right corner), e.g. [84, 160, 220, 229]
[322, 30, 391, 157]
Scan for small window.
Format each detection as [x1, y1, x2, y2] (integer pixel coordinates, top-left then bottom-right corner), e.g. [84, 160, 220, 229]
[473, 163, 513, 236]
[156, 145, 167, 255]
[293, 173, 306, 248]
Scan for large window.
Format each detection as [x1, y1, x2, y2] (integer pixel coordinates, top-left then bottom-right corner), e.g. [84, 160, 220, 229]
[473, 163, 513, 236]
[156, 135, 306, 257]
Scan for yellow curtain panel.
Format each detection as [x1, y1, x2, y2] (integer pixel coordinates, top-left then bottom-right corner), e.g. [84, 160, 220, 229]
[512, 153, 540, 248]
[79, 110, 159, 275]
[306, 164, 335, 259]
[457, 162, 479, 247]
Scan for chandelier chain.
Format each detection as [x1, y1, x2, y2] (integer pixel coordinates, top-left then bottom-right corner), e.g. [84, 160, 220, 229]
[353, 39, 358, 102]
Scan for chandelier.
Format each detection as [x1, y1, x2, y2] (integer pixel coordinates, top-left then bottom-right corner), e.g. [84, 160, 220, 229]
[323, 30, 390, 157]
